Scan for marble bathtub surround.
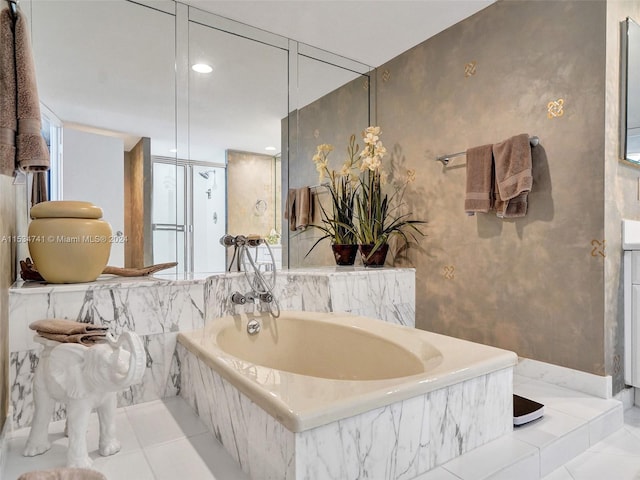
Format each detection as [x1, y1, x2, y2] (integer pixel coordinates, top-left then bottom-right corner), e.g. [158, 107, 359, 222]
[9, 268, 416, 430]
[178, 311, 517, 432]
[178, 340, 515, 480]
[205, 267, 416, 327]
[9, 274, 207, 429]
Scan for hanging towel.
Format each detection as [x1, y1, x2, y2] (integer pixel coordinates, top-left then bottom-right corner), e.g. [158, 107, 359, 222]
[295, 186, 312, 230]
[0, 2, 49, 176]
[14, 3, 49, 171]
[464, 143, 494, 215]
[31, 170, 48, 205]
[0, 5, 16, 176]
[492, 133, 533, 218]
[284, 188, 297, 231]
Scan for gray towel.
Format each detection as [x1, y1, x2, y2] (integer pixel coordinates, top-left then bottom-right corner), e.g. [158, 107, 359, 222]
[295, 186, 312, 230]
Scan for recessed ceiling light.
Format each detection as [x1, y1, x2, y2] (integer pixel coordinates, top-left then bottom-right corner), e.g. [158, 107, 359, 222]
[191, 63, 213, 74]
[265, 146, 277, 151]
[169, 148, 177, 153]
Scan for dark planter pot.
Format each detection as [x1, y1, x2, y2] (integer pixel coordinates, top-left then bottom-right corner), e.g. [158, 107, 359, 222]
[359, 243, 389, 267]
[332, 244, 358, 266]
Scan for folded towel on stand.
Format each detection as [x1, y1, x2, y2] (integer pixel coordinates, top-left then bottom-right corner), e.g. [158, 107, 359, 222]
[0, 6, 17, 176]
[18, 467, 107, 480]
[29, 319, 108, 345]
[295, 186, 312, 230]
[14, 4, 49, 172]
[284, 188, 297, 231]
[29, 319, 108, 335]
[464, 143, 494, 215]
[35, 331, 108, 346]
[493, 133, 533, 218]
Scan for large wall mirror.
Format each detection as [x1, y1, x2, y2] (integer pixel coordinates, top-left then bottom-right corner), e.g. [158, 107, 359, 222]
[23, 0, 371, 275]
[621, 17, 640, 165]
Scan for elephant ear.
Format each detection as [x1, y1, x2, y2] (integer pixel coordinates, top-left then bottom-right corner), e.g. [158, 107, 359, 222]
[48, 343, 90, 399]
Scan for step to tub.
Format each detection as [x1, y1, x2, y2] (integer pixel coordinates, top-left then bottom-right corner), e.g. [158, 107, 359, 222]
[414, 376, 624, 480]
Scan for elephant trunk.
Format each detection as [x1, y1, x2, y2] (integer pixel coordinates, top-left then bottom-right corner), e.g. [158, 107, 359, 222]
[109, 331, 145, 388]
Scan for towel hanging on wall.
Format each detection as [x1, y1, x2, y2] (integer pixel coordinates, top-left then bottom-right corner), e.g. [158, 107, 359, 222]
[0, 0, 49, 176]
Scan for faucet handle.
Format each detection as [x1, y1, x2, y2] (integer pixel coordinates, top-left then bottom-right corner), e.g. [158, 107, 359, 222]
[231, 292, 246, 304]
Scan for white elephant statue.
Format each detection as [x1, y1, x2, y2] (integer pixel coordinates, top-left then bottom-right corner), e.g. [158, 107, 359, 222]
[23, 331, 146, 468]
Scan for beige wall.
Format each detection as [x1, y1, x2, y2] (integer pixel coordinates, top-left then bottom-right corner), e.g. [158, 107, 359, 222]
[0, 176, 17, 431]
[227, 150, 280, 239]
[288, 0, 621, 386]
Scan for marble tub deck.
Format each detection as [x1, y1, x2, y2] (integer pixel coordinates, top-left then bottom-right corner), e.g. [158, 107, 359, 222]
[3, 376, 628, 480]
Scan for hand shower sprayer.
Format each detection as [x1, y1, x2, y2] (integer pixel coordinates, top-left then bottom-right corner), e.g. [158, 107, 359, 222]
[220, 234, 280, 318]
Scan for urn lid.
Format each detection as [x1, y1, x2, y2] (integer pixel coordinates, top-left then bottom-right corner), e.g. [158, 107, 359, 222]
[30, 201, 104, 219]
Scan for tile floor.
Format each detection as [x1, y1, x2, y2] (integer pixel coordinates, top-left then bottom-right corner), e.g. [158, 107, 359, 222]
[3, 381, 640, 480]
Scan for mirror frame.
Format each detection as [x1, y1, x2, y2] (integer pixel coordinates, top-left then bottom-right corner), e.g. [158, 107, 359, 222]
[621, 17, 640, 167]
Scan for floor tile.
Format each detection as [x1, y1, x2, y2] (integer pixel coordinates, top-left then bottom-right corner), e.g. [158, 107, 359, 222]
[442, 435, 539, 480]
[92, 449, 155, 480]
[541, 466, 576, 480]
[588, 404, 624, 445]
[563, 450, 640, 480]
[125, 397, 208, 448]
[412, 466, 462, 479]
[144, 432, 250, 480]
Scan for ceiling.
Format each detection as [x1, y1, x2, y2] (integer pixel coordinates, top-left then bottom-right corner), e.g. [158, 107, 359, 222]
[30, 0, 494, 161]
[183, 1, 495, 67]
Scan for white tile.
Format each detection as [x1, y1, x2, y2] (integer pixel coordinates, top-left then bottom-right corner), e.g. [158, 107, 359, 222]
[486, 450, 539, 480]
[512, 406, 587, 447]
[516, 358, 612, 399]
[125, 397, 208, 448]
[588, 404, 624, 445]
[623, 405, 640, 441]
[538, 423, 589, 476]
[587, 428, 640, 456]
[412, 467, 462, 479]
[564, 451, 640, 480]
[441, 436, 539, 480]
[541, 466, 575, 480]
[92, 449, 155, 480]
[514, 379, 621, 421]
[145, 433, 250, 480]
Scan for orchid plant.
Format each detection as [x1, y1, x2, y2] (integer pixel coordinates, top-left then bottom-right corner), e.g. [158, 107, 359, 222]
[355, 126, 425, 257]
[306, 135, 360, 256]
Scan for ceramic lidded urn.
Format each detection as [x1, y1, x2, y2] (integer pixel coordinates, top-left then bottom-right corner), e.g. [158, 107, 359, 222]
[27, 201, 112, 283]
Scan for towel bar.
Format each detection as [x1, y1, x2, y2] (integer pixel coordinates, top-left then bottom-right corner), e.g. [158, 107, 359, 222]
[436, 136, 539, 166]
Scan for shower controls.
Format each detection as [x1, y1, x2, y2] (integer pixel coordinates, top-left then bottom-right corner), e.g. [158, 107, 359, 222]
[231, 292, 247, 304]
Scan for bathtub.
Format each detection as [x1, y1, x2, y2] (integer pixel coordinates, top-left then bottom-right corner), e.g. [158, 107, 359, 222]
[177, 311, 517, 479]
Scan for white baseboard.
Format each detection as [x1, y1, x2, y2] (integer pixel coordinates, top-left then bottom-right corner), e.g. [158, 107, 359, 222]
[516, 357, 612, 399]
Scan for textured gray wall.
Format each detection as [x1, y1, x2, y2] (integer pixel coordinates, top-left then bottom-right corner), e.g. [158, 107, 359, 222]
[288, 0, 617, 381]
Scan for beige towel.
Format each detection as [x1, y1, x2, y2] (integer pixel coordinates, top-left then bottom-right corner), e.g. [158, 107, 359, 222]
[14, 4, 49, 171]
[0, 6, 17, 176]
[29, 319, 108, 346]
[295, 186, 312, 230]
[284, 188, 297, 231]
[35, 331, 107, 346]
[29, 319, 108, 335]
[464, 144, 494, 215]
[18, 467, 107, 480]
[492, 133, 533, 218]
[0, 3, 49, 175]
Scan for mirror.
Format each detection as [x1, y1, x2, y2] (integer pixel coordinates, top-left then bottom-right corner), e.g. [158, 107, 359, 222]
[25, 0, 371, 274]
[621, 17, 640, 165]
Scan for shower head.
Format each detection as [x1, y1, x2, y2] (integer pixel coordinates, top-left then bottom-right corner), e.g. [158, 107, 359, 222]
[198, 171, 209, 180]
